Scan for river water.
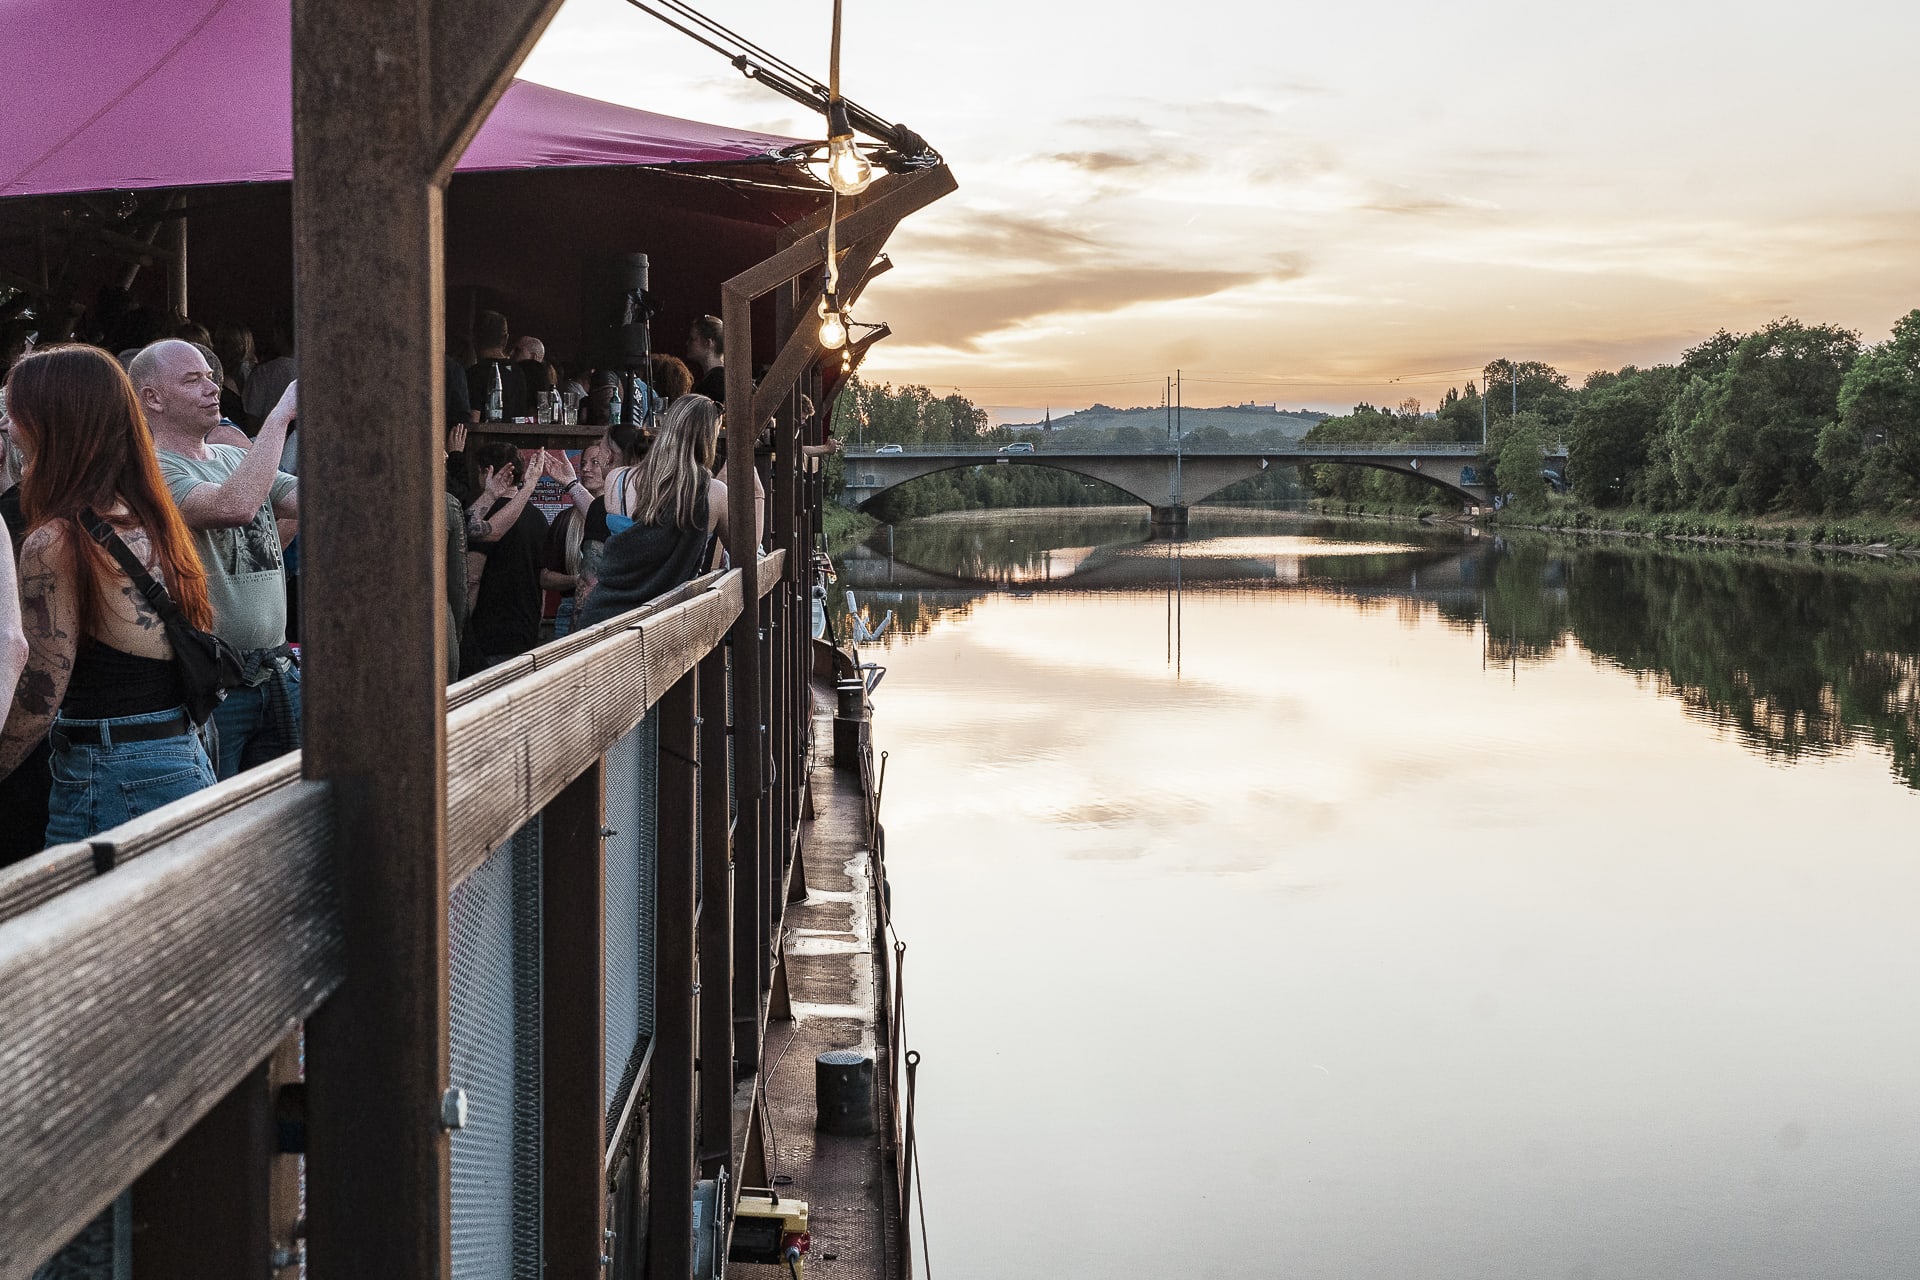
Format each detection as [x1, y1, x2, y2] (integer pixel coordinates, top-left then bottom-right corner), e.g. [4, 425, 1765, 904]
[832, 508, 1920, 1280]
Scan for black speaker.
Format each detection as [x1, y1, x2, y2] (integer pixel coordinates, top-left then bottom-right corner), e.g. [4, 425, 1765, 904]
[580, 252, 651, 369]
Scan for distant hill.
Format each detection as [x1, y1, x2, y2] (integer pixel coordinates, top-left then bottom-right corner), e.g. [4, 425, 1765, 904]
[1007, 403, 1328, 440]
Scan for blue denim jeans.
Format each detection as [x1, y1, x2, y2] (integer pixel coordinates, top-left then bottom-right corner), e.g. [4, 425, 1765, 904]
[209, 661, 302, 780]
[44, 707, 217, 846]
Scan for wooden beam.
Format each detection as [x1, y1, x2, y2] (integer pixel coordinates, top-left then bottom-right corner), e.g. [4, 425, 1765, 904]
[130, 1059, 274, 1280]
[542, 763, 607, 1280]
[723, 166, 955, 304]
[426, 0, 569, 178]
[747, 233, 892, 442]
[289, 3, 450, 1276]
[445, 575, 743, 887]
[0, 783, 338, 1278]
[697, 645, 734, 1179]
[722, 282, 765, 1075]
[647, 671, 699, 1280]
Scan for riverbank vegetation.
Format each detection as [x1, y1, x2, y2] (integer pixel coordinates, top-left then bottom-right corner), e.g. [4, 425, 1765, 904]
[1307, 311, 1920, 530]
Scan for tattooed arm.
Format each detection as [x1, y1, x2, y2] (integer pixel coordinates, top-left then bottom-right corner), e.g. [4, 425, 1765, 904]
[0, 522, 27, 740]
[0, 524, 78, 776]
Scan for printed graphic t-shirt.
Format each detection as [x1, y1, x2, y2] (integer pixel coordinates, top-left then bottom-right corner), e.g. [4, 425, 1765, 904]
[158, 444, 298, 653]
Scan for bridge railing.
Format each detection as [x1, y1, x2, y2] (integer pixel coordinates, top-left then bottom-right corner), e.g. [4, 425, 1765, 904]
[843, 439, 1513, 458]
[0, 548, 819, 1280]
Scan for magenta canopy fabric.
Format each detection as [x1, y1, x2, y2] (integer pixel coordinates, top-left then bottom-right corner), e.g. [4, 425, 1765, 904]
[0, 0, 806, 199]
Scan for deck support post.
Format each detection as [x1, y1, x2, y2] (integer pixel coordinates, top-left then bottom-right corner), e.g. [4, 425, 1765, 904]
[542, 763, 608, 1280]
[698, 647, 736, 1179]
[649, 671, 700, 1280]
[290, 3, 563, 1277]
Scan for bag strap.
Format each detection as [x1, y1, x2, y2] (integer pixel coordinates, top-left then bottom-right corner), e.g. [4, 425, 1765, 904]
[79, 509, 187, 627]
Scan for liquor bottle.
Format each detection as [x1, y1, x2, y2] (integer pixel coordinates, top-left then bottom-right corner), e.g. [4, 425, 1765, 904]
[486, 362, 504, 421]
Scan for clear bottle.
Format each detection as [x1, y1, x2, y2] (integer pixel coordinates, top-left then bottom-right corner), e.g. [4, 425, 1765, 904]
[486, 361, 504, 421]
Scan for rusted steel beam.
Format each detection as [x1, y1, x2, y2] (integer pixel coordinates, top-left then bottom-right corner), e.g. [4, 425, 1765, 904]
[542, 763, 608, 1280]
[0, 783, 338, 1278]
[696, 645, 734, 1179]
[648, 671, 699, 1280]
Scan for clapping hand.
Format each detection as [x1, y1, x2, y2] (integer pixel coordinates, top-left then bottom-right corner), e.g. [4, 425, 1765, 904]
[518, 449, 550, 490]
[543, 448, 578, 488]
[446, 422, 468, 455]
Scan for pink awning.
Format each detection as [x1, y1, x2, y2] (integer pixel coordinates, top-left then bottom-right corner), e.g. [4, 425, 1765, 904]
[0, 0, 806, 200]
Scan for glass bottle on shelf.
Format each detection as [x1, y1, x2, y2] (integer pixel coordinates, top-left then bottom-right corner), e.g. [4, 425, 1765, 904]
[486, 362, 504, 421]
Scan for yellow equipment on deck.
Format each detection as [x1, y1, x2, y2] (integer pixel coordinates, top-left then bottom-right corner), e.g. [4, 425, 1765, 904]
[730, 1191, 811, 1276]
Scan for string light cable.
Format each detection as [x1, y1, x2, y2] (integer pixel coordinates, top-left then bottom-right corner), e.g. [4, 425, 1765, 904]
[620, 0, 941, 173]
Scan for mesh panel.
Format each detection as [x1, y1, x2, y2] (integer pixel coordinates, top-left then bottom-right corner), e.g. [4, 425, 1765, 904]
[604, 713, 658, 1121]
[449, 819, 543, 1279]
[30, 1194, 128, 1280]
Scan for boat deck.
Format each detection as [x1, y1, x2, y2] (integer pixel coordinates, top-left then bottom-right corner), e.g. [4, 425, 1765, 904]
[730, 679, 904, 1278]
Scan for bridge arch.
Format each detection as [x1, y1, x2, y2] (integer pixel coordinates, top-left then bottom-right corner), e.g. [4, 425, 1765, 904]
[841, 450, 1501, 517]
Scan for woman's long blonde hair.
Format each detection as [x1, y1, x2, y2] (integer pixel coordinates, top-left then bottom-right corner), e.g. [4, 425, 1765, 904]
[621, 393, 719, 530]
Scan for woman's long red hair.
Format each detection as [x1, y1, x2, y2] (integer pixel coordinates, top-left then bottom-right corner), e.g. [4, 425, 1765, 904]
[4, 344, 213, 633]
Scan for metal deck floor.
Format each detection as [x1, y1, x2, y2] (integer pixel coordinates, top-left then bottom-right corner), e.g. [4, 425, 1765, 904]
[730, 687, 903, 1279]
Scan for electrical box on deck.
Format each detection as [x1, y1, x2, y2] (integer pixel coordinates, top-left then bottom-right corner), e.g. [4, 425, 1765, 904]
[730, 1192, 811, 1274]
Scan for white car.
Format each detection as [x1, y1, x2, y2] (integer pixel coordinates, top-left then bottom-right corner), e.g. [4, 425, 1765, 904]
[875, 443, 904, 454]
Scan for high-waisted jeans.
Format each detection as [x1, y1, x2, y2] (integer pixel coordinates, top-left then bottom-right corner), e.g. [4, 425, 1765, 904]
[43, 706, 217, 847]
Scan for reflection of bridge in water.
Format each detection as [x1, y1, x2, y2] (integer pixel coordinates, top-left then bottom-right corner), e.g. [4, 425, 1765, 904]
[842, 441, 1570, 526]
[840, 533, 1519, 606]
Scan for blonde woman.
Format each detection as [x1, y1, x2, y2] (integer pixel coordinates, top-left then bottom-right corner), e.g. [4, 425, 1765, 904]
[577, 394, 761, 626]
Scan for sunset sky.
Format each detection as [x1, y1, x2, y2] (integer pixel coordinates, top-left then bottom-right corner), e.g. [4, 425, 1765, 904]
[522, 0, 1920, 420]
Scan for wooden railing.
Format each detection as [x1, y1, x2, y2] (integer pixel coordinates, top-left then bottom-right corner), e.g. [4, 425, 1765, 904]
[0, 545, 835, 1280]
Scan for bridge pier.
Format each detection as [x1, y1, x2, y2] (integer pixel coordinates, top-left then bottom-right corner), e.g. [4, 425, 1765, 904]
[1149, 504, 1189, 536]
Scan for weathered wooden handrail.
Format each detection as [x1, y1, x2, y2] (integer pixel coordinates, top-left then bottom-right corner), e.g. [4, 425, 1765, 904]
[0, 780, 339, 1278]
[0, 551, 784, 1278]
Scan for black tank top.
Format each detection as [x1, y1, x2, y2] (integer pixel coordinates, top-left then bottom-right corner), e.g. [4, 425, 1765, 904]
[61, 638, 184, 720]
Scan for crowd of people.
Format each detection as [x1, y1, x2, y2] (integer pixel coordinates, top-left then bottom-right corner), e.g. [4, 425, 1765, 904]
[0, 297, 806, 864]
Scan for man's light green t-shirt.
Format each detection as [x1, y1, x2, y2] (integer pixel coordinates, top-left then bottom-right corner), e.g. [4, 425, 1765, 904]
[157, 444, 297, 653]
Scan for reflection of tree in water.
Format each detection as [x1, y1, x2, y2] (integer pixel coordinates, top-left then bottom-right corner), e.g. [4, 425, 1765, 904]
[1555, 543, 1920, 787]
[831, 514, 1920, 787]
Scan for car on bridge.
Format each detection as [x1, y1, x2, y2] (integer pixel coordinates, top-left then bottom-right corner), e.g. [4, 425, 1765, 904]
[875, 443, 904, 453]
[999, 441, 1036, 453]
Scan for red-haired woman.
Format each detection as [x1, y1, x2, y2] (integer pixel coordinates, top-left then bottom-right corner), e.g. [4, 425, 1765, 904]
[0, 344, 218, 845]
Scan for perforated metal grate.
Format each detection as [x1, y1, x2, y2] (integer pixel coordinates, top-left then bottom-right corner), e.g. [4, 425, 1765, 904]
[603, 713, 658, 1123]
[29, 1194, 128, 1280]
[449, 818, 543, 1280]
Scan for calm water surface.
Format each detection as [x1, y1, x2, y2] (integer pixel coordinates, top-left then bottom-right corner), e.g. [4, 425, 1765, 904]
[836, 509, 1920, 1280]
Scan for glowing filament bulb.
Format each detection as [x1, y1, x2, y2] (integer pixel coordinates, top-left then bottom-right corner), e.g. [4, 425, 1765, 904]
[819, 308, 849, 350]
[826, 134, 873, 195]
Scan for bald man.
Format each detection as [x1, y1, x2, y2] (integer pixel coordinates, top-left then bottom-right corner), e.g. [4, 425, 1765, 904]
[130, 339, 302, 777]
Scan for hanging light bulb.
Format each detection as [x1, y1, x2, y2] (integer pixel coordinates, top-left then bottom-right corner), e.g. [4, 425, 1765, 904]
[824, 99, 872, 196]
[819, 295, 849, 350]
[826, 134, 873, 196]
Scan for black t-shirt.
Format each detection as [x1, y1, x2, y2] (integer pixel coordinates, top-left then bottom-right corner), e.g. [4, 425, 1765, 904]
[467, 357, 530, 420]
[0, 486, 25, 547]
[446, 357, 472, 427]
[469, 500, 549, 659]
[696, 363, 727, 404]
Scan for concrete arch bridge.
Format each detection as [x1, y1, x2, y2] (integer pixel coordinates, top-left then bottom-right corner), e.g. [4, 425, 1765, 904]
[841, 441, 1567, 529]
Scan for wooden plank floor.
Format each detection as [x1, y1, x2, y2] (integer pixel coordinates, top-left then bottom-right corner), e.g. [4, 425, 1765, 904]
[730, 685, 902, 1279]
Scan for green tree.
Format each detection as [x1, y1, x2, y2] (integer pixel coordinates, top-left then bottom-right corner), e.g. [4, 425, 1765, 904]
[1818, 309, 1920, 515]
[1568, 365, 1676, 506]
[1659, 319, 1860, 513]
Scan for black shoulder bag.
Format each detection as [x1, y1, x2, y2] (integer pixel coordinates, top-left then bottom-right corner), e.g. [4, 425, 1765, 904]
[81, 510, 245, 725]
